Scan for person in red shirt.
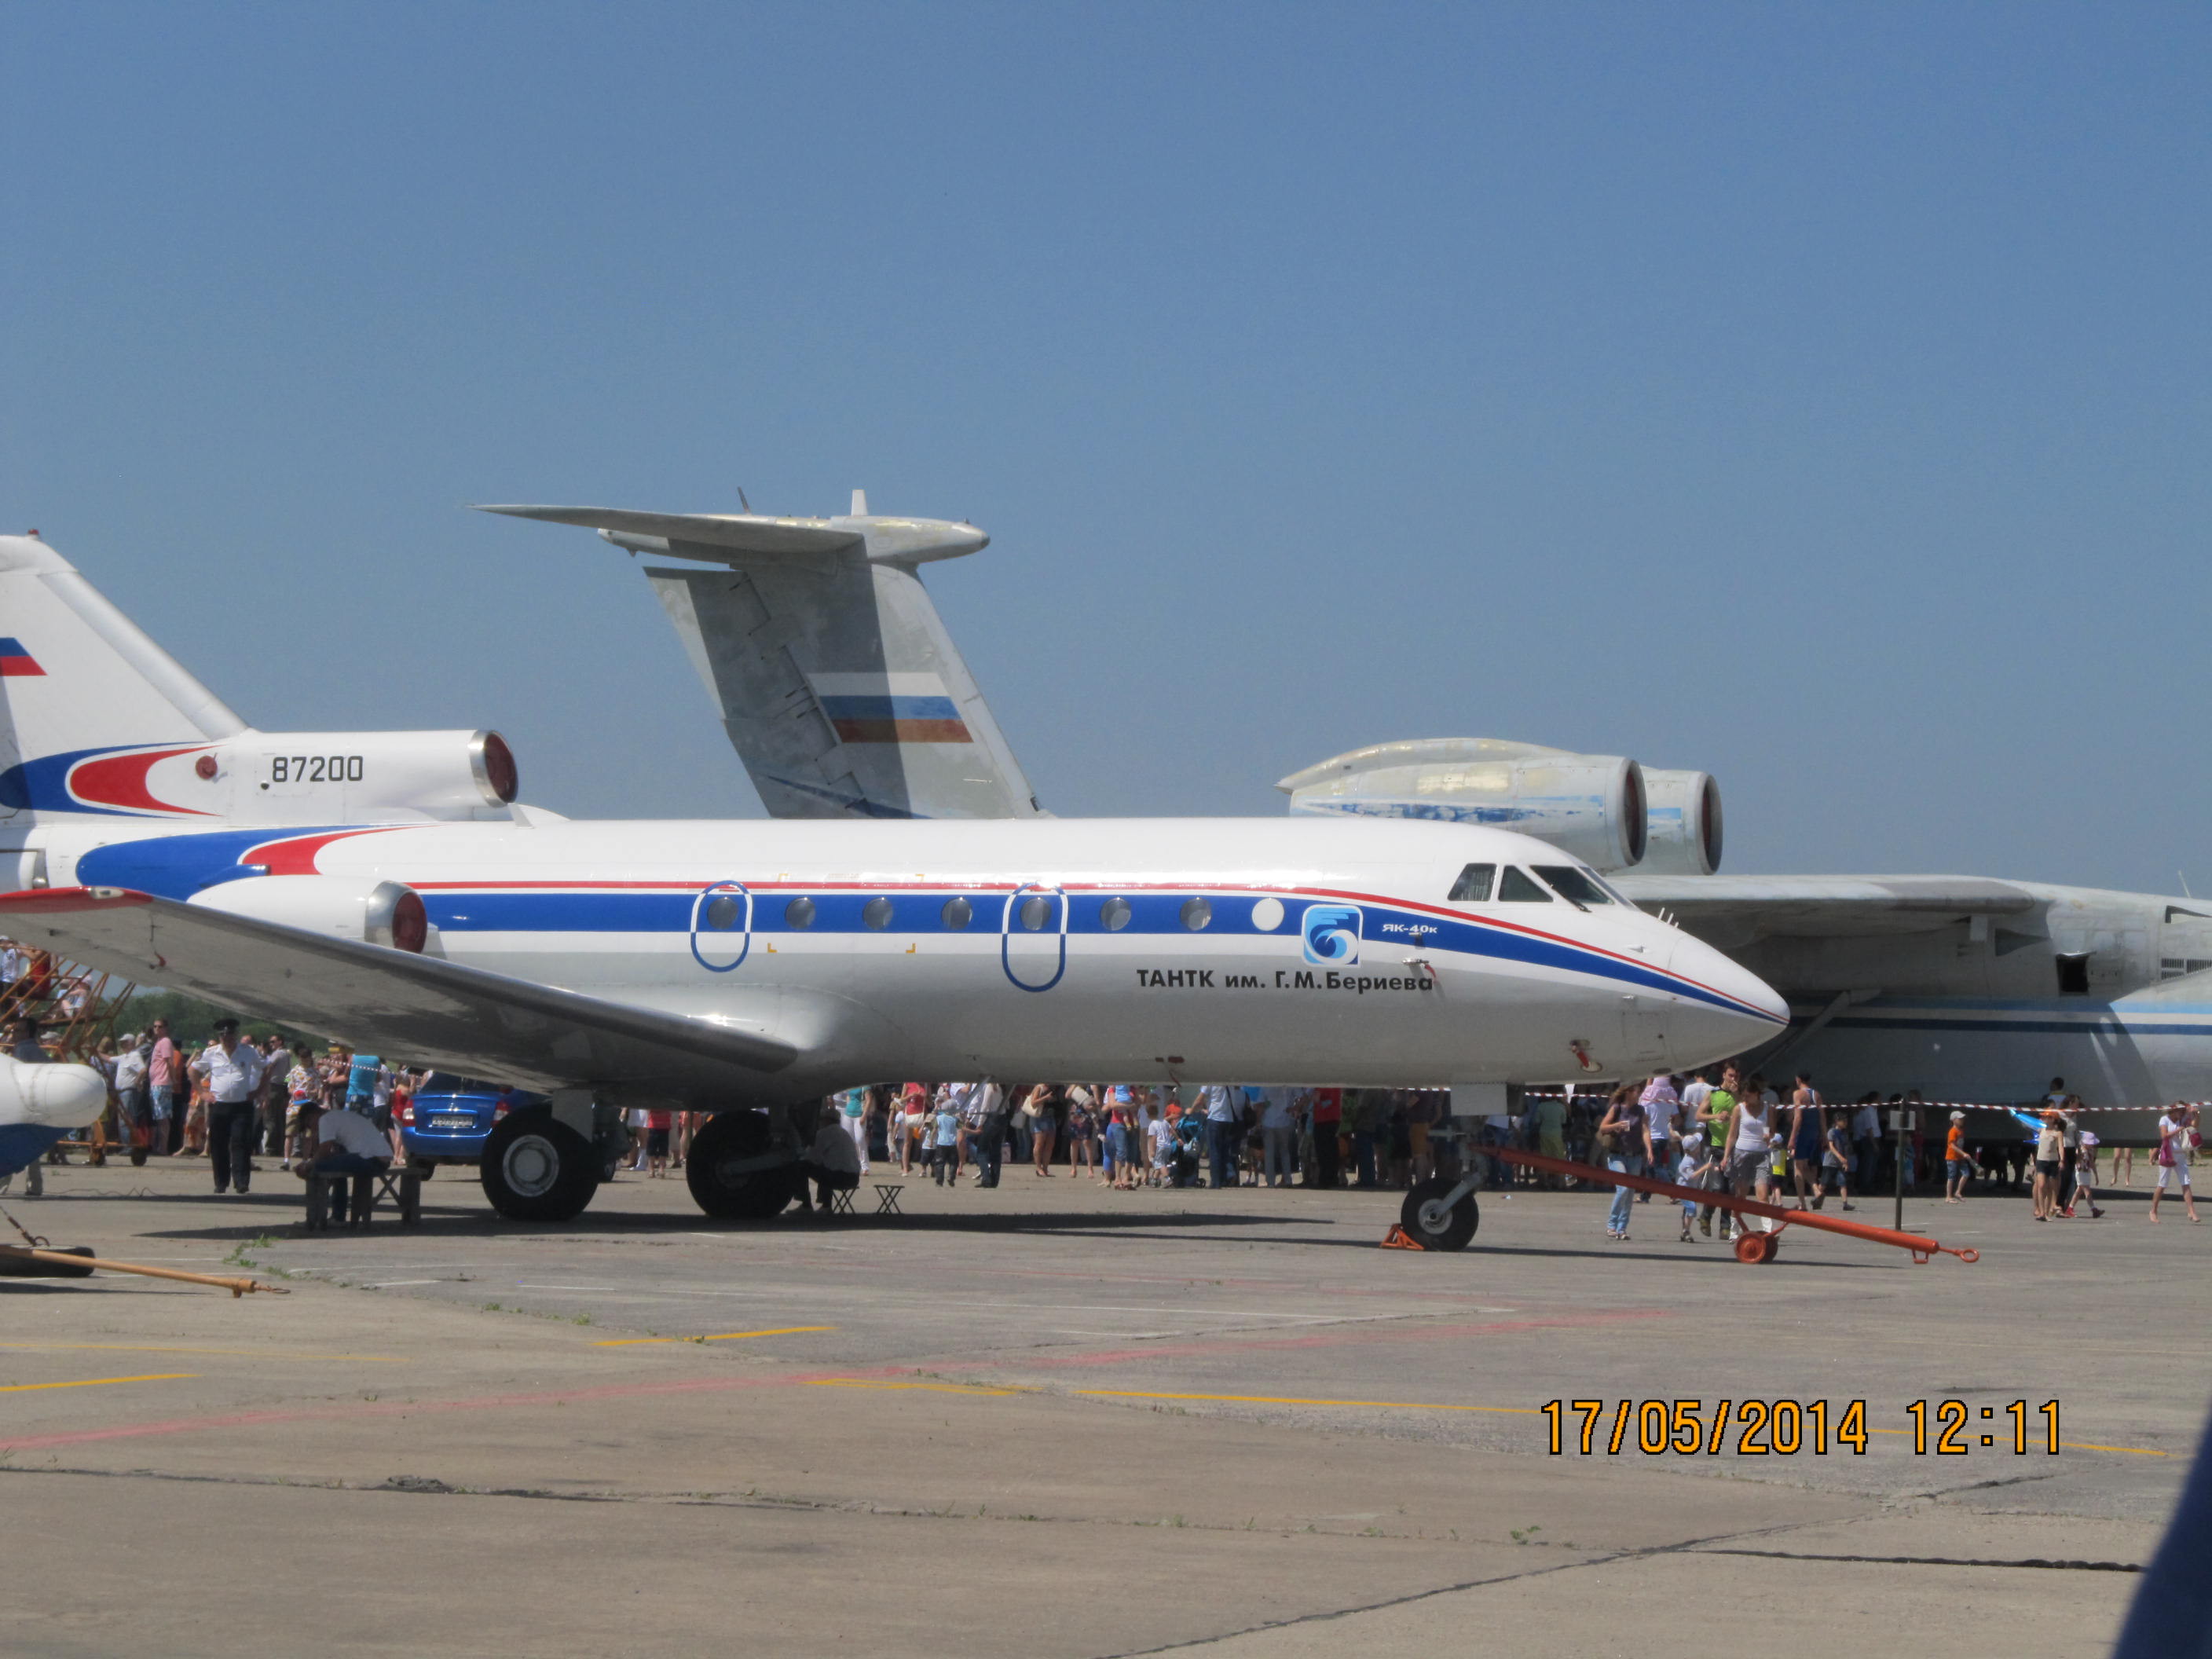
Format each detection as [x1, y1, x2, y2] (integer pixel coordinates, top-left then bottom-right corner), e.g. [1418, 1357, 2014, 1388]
[646, 1108, 673, 1178]
[1308, 1088, 1343, 1188]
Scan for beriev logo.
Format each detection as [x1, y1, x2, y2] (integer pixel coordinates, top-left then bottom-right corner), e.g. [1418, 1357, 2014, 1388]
[1302, 904, 1361, 966]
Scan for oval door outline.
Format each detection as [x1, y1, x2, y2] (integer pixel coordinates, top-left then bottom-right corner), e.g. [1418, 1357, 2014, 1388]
[1001, 883, 1067, 992]
[689, 881, 753, 972]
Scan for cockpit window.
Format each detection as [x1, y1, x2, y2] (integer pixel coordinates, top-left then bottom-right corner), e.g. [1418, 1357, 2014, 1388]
[1533, 866, 1613, 907]
[1448, 862, 1496, 903]
[1496, 866, 1553, 902]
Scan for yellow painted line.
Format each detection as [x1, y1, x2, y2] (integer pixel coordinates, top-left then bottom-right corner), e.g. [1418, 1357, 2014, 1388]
[1074, 1389, 1541, 1415]
[0, 1344, 408, 1362]
[0, 1372, 198, 1394]
[592, 1326, 834, 1348]
[2056, 1439, 2169, 1457]
[808, 1379, 1031, 1397]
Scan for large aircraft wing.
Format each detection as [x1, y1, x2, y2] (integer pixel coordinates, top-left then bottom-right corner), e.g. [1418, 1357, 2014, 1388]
[0, 888, 799, 1102]
[1610, 873, 2039, 950]
[475, 504, 1043, 822]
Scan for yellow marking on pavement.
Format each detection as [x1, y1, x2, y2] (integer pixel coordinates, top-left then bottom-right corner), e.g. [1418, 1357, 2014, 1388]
[808, 1379, 1031, 1397]
[2056, 1439, 2169, 1456]
[1074, 1389, 1542, 1415]
[592, 1326, 834, 1347]
[0, 1344, 408, 1362]
[0, 1373, 198, 1393]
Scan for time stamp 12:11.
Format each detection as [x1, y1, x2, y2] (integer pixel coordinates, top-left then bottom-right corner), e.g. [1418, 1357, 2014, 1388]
[1540, 1399, 2063, 1457]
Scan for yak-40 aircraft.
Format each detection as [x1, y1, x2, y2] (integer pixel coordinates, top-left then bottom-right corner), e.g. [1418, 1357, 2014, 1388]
[0, 529, 1782, 1237]
[498, 496, 2212, 1120]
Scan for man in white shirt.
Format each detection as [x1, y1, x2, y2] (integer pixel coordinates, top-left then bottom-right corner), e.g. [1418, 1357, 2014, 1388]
[188, 1018, 266, 1196]
[799, 1111, 862, 1214]
[301, 1096, 394, 1225]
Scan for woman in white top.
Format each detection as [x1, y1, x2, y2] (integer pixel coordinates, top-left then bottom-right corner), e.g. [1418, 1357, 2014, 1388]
[2149, 1104, 2200, 1224]
[1727, 1090, 1776, 1207]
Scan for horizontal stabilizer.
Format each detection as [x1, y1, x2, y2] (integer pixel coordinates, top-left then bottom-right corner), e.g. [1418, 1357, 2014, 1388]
[0, 886, 799, 1101]
[474, 506, 862, 558]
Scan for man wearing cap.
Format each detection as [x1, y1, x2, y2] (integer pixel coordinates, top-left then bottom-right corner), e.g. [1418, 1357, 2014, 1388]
[1943, 1109, 1976, 1203]
[189, 1018, 266, 1196]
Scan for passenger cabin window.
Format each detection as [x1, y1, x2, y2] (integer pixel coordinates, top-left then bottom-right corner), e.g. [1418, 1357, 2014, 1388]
[1448, 862, 1496, 903]
[1533, 866, 1613, 907]
[1496, 866, 1552, 903]
[2055, 952, 2091, 996]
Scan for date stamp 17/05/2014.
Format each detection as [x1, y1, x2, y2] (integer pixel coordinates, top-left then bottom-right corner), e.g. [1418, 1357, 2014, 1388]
[1540, 1398, 2062, 1458]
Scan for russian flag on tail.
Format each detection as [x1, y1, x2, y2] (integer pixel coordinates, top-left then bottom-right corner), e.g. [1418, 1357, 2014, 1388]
[0, 639, 43, 677]
[809, 672, 972, 744]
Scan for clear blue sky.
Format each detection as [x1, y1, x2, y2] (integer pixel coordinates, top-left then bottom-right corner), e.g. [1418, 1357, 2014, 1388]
[5, 3, 2205, 891]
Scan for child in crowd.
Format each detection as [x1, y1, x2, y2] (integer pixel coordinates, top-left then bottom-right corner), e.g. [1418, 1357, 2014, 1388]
[1146, 1104, 1172, 1187]
[931, 1096, 961, 1185]
[1676, 1135, 1712, 1243]
[646, 1107, 672, 1178]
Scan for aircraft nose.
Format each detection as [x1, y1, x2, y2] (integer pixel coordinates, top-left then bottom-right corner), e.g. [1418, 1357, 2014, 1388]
[1663, 935, 1790, 1064]
[4, 1057, 108, 1128]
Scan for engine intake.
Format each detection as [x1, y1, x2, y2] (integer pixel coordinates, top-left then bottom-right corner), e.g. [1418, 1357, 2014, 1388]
[189, 876, 427, 951]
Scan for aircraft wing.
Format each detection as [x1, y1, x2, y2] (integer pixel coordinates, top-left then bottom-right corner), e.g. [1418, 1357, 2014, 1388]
[0, 888, 800, 1102]
[1610, 873, 2040, 950]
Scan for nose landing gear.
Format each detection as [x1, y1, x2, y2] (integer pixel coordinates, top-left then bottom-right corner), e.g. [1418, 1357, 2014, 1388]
[1398, 1176, 1481, 1251]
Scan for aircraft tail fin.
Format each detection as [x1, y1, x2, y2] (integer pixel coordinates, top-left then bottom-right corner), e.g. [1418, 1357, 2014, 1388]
[479, 502, 1045, 820]
[0, 533, 248, 830]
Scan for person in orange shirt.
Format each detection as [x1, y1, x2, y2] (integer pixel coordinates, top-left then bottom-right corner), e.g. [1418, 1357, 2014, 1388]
[1943, 1110, 1978, 1203]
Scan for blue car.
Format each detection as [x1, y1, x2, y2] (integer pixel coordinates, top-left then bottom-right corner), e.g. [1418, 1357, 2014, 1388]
[399, 1075, 544, 1168]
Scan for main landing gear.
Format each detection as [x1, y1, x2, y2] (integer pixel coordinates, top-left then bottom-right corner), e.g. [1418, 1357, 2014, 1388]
[686, 1108, 804, 1221]
[1399, 1176, 1481, 1251]
[479, 1111, 599, 1222]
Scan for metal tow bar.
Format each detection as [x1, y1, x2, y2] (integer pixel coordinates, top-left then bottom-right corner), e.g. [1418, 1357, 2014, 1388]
[1490, 1147, 1979, 1265]
[0, 1243, 290, 1297]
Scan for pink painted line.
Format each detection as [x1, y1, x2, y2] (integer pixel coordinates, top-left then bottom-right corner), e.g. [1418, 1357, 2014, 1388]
[943, 1308, 1673, 1371]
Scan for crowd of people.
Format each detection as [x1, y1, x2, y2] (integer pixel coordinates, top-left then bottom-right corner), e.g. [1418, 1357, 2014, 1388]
[805, 1082, 1463, 1202]
[3, 920, 2197, 1233]
[1, 1008, 423, 1202]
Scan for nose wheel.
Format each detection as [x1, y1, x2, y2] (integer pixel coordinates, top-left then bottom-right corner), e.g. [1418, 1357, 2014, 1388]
[1399, 1177, 1481, 1252]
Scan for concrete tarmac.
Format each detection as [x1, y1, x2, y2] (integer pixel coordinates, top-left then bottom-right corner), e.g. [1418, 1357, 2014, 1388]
[2, 1155, 2200, 1657]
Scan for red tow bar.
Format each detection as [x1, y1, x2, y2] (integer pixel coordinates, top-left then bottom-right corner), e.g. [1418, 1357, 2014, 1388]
[1490, 1147, 1979, 1266]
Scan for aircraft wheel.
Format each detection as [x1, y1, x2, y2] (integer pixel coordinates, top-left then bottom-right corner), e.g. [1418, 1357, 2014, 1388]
[687, 1109, 798, 1221]
[479, 1111, 599, 1222]
[1401, 1177, 1480, 1251]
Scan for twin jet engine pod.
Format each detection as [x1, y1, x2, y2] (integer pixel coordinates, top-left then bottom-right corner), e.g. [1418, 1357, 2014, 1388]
[1276, 738, 1723, 875]
[94, 729, 521, 826]
[188, 876, 429, 952]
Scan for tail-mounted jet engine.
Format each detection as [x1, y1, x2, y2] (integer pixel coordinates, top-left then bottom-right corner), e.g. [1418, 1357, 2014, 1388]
[1276, 738, 1722, 875]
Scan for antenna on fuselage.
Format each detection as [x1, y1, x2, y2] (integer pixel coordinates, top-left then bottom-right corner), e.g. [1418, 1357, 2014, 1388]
[738, 487, 752, 514]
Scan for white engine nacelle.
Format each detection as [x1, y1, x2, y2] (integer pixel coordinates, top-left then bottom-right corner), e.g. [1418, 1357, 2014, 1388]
[1638, 767, 1723, 876]
[68, 730, 519, 826]
[189, 876, 429, 952]
[1279, 739, 1650, 870]
[1276, 739, 1727, 873]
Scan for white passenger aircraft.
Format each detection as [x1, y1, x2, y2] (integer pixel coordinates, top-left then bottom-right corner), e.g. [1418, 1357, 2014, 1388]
[507, 498, 2208, 1119]
[0, 529, 1782, 1233]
